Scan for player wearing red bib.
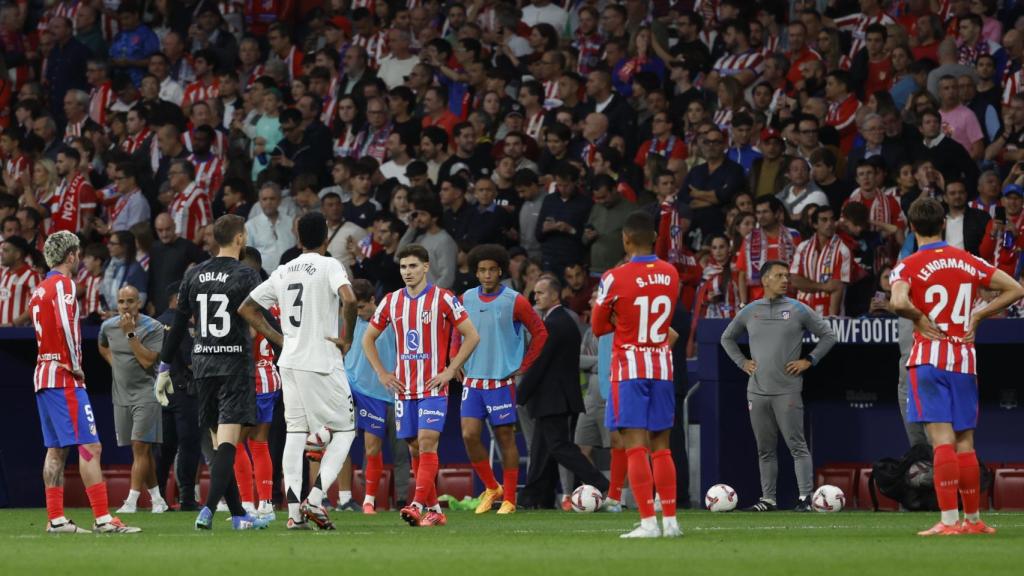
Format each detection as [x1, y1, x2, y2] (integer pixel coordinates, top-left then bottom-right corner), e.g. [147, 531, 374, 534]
[889, 198, 1024, 536]
[363, 244, 480, 528]
[592, 211, 682, 539]
[31, 231, 140, 533]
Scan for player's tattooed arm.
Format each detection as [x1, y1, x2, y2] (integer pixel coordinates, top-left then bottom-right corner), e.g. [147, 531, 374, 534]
[239, 297, 284, 348]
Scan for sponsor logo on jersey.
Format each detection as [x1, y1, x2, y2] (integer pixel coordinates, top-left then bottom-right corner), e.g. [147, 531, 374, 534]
[193, 344, 244, 354]
[418, 408, 444, 417]
[406, 329, 420, 351]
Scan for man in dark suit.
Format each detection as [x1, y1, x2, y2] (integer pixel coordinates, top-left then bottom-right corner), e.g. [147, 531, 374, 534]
[517, 275, 609, 508]
[844, 113, 909, 186]
[944, 179, 990, 256]
[582, 70, 636, 151]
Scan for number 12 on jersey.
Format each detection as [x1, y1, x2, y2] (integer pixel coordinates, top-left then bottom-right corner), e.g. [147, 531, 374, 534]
[634, 295, 672, 344]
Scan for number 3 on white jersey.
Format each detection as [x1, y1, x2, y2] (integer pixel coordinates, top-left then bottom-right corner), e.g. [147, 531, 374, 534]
[634, 295, 672, 344]
[924, 283, 971, 332]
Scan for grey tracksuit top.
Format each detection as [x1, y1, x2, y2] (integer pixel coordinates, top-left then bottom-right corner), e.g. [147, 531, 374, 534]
[720, 296, 836, 395]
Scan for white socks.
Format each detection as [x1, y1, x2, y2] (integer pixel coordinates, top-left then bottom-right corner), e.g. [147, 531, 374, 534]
[941, 509, 959, 526]
[309, 431, 356, 507]
[148, 486, 163, 502]
[338, 490, 353, 506]
[125, 489, 140, 506]
[283, 432, 306, 521]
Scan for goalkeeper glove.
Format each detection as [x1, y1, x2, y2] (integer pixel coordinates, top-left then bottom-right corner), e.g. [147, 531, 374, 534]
[155, 362, 175, 407]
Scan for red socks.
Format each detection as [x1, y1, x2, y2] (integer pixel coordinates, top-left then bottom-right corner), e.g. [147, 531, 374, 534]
[249, 440, 273, 502]
[608, 448, 627, 502]
[414, 452, 439, 507]
[651, 449, 677, 517]
[471, 459, 499, 491]
[933, 444, 960, 512]
[365, 453, 384, 500]
[503, 469, 517, 504]
[233, 445, 254, 503]
[626, 447, 655, 519]
[85, 482, 109, 520]
[957, 450, 980, 516]
[46, 487, 64, 521]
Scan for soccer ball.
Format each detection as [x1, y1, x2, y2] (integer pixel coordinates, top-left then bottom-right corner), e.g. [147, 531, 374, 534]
[812, 485, 846, 512]
[570, 485, 604, 513]
[704, 484, 738, 512]
[305, 425, 333, 453]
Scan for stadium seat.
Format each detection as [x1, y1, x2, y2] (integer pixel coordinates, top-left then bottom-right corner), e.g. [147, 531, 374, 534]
[437, 468, 474, 502]
[64, 465, 133, 507]
[993, 467, 1024, 510]
[857, 468, 899, 511]
[353, 468, 394, 510]
[815, 465, 858, 507]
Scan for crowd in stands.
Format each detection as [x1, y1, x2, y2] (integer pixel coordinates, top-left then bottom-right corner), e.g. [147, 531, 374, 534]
[2, 0, 1024, 358]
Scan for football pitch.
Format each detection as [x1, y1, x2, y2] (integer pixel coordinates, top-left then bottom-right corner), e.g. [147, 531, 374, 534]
[1, 509, 1022, 575]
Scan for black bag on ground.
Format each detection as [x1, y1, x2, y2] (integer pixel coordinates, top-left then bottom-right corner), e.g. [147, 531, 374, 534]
[869, 444, 993, 511]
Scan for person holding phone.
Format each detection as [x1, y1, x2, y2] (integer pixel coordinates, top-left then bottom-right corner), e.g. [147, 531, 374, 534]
[979, 184, 1024, 278]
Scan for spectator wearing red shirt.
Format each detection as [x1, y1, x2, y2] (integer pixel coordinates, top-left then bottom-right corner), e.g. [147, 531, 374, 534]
[421, 85, 459, 141]
[50, 146, 97, 234]
[824, 70, 861, 155]
[784, 20, 822, 88]
[634, 111, 687, 174]
[850, 24, 893, 100]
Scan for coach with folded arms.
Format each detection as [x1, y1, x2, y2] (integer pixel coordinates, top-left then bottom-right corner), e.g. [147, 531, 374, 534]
[720, 260, 836, 512]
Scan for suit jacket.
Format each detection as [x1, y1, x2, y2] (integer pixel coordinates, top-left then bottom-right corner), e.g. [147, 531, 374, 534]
[517, 306, 585, 419]
[844, 142, 909, 185]
[583, 93, 637, 148]
[913, 136, 980, 196]
[960, 207, 991, 256]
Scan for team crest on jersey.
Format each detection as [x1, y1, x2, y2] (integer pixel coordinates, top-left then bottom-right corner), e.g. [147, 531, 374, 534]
[406, 329, 420, 351]
[781, 311, 791, 320]
[421, 310, 432, 324]
[0, 288, 8, 299]
[63, 293, 75, 305]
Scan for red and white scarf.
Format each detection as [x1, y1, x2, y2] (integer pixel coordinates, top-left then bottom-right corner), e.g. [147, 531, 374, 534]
[745, 227, 797, 285]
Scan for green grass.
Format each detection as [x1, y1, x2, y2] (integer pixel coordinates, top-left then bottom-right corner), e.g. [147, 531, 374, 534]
[1, 508, 1022, 575]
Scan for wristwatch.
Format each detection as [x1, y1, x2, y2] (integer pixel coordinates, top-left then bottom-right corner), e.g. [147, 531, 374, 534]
[127, 332, 137, 340]
[805, 353, 816, 366]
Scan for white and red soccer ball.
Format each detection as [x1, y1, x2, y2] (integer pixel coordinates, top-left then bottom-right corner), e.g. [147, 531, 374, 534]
[704, 484, 738, 512]
[812, 485, 846, 512]
[570, 485, 604, 513]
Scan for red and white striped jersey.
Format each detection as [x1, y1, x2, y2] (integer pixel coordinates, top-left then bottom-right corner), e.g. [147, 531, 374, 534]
[50, 174, 97, 234]
[790, 234, 853, 315]
[169, 182, 213, 243]
[833, 11, 896, 58]
[37, 0, 81, 33]
[30, 272, 86, 392]
[89, 82, 114, 126]
[353, 30, 388, 69]
[183, 128, 227, 158]
[76, 268, 103, 316]
[826, 93, 861, 153]
[188, 153, 225, 194]
[591, 255, 680, 383]
[321, 95, 339, 129]
[889, 241, 996, 374]
[4, 154, 30, 184]
[370, 284, 468, 400]
[243, 64, 266, 89]
[280, 46, 304, 83]
[181, 79, 221, 108]
[1002, 69, 1024, 106]
[712, 50, 764, 81]
[253, 305, 282, 394]
[1, 264, 41, 325]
